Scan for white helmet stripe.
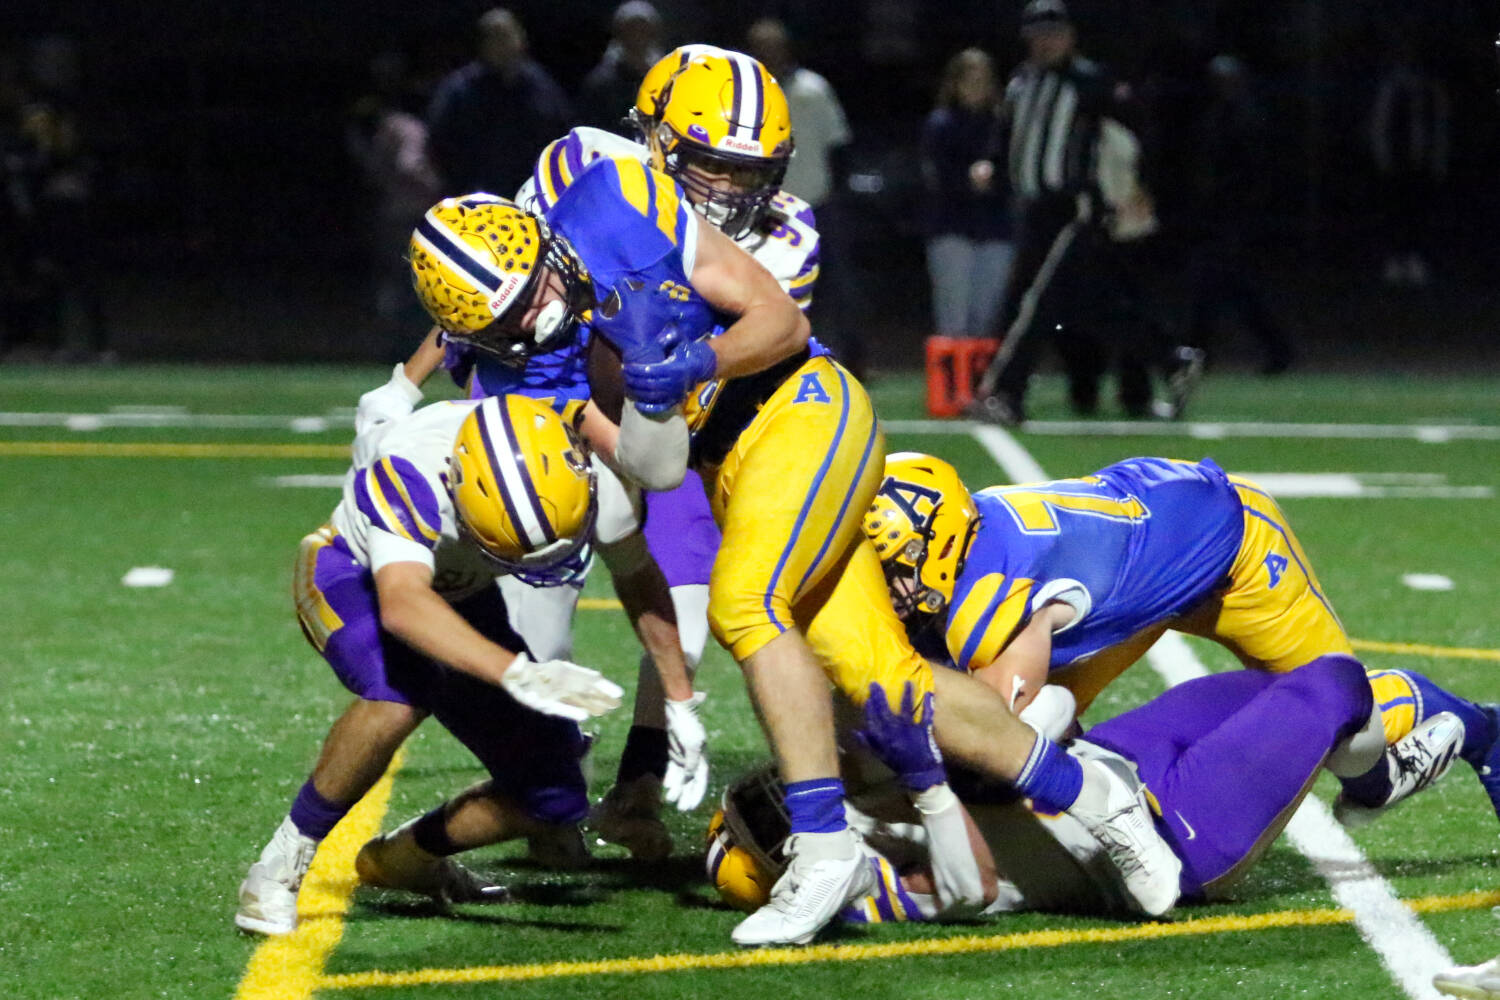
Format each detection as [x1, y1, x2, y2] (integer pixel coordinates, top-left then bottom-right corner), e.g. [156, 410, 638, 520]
[727, 52, 763, 141]
[476, 399, 552, 550]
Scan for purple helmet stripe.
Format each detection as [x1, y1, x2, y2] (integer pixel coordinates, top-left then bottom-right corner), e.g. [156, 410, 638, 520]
[495, 397, 557, 544]
[415, 217, 501, 294]
[473, 401, 536, 551]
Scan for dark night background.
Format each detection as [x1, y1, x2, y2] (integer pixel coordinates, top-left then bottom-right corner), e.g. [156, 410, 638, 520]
[3, 0, 1497, 371]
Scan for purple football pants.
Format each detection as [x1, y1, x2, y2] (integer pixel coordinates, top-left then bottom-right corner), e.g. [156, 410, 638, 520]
[1085, 655, 1373, 899]
[642, 469, 721, 588]
[309, 536, 588, 825]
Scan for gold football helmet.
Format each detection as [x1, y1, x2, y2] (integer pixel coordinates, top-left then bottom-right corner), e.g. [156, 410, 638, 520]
[408, 193, 592, 366]
[644, 49, 794, 238]
[630, 43, 725, 127]
[862, 452, 979, 619]
[703, 764, 789, 912]
[449, 395, 597, 584]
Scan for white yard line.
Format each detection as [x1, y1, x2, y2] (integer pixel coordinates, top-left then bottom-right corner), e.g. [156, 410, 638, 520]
[967, 423, 1451, 1000]
[0, 411, 351, 431]
[886, 418, 1500, 442]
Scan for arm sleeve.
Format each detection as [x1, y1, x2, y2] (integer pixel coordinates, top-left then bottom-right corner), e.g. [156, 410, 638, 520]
[613, 403, 688, 492]
[912, 784, 987, 912]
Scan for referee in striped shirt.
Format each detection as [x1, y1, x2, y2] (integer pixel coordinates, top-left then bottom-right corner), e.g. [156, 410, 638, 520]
[970, 0, 1202, 425]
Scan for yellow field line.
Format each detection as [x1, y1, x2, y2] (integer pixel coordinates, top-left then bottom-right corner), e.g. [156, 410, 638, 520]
[0, 441, 348, 458]
[233, 749, 405, 1000]
[312, 889, 1500, 990]
[1352, 638, 1500, 663]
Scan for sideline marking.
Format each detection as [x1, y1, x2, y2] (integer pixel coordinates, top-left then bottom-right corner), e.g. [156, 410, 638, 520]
[1352, 639, 1500, 662]
[1232, 472, 1491, 500]
[883, 418, 1500, 442]
[0, 441, 348, 458]
[313, 890, 1500, 990]
[968, 424, 1453, 1000]
[233, 748, 405, 1000]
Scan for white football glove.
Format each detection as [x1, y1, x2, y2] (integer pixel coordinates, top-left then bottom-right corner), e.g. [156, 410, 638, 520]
[662, 691, 708, 811]
[352, 364, 423, 467]
[500, 652, 624, 722]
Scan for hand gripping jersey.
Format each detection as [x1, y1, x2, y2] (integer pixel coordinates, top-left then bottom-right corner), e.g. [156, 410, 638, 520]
[328, 400, 501, 601]
[943, 457, 1244, 674]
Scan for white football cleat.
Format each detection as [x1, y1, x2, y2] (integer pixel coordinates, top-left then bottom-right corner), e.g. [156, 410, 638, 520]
[732, 828, 876, 947]
[1434, 956, 1500, 999]
[1334, 712, 1465, 829]
[355, 824, 508, 904]
[234, 818, 318, 935]
[235, 861, 302, 936]
[1068, 753, 1182, 918]
[591, 774, 673, 862]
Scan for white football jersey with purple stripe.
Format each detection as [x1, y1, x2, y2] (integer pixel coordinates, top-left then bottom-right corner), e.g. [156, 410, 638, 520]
[330, 400, 498, 600]
[515, 126, 821, 310]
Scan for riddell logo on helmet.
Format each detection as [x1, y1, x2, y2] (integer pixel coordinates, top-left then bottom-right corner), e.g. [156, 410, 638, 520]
[488, 273, 526, 315]
[716, 135, 761, 155]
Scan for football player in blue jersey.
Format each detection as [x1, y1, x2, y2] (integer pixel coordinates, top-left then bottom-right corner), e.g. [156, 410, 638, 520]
[375, 48, 821, 861]
[234, 395, 624, 936]
[863, 452, 1500, 831]
[400, 136, 1183, 942]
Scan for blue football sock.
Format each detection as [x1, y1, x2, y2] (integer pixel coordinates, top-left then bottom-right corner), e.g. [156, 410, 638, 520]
[1404, 671, 1497, 767]
[784, 778, 847, 834]
[1014, 736, 1083, 813]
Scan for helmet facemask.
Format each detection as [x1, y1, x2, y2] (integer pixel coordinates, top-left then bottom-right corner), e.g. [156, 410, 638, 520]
[658, 128, 787, 239]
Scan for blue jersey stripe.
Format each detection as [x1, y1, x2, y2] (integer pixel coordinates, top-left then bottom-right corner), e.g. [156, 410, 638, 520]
[764, 367, 852, 630]
[1242, 506, 1339, 620]
[793, 366, 875, 593]
[957, 579, 1013, 675]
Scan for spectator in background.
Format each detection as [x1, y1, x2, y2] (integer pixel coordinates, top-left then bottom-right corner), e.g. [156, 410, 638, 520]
[576, 2, 663, 136]
[919, 48, 1013, 340]
[746, 17, 859, 374]
[1184, 55, 1293, 375]
[19, 35, 106, 362]
[0, 50, 34, 358]
[969, 0, 1200, 426]
[426, 8, 571, 197]
[347, 52, 442, 359]
[1368, 40, 1449, 288]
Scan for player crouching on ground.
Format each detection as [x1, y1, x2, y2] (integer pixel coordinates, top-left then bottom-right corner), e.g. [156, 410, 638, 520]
[710, 656, 1376, 922]
[234, 395, 622, 936]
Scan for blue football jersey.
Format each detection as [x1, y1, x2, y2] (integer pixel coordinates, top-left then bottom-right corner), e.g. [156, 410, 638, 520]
[944, 457, 1244, 673]
[473, 156, 717, 399]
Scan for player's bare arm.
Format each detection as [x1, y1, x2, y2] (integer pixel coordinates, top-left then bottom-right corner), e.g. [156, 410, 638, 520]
[373, 560, 520, 686]
[970, 601, 1076, 713]
[687, 213, 810, 380]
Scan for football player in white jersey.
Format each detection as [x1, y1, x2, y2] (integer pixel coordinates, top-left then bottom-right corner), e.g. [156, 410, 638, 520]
[234, 394, 625, 936]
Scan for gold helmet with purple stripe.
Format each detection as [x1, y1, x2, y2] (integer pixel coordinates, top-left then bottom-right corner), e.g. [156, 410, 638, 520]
[645, 49, 794, 238]
[449, 395, 596, 584]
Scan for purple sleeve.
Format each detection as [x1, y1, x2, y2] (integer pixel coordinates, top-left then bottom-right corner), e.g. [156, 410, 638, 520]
[353, 455, 443, 549]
